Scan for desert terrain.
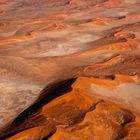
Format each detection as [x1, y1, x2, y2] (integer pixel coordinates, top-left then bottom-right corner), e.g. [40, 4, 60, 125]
[0, 0, 140, 139]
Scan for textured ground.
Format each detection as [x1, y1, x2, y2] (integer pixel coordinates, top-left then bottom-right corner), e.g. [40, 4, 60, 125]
[0, 0, 140, 139]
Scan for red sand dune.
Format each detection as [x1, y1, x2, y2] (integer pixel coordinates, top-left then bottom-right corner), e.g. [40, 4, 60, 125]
[0, 0, 140, 139]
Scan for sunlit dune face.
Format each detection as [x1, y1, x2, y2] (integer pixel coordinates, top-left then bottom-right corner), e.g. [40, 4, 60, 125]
[0, 0, 8, 3]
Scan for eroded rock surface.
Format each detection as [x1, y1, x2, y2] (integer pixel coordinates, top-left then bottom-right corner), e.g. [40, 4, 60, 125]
[0, 0, 140, 139]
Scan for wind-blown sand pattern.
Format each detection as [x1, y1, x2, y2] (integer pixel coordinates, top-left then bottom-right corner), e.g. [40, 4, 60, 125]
[0, 0, 140, 139]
